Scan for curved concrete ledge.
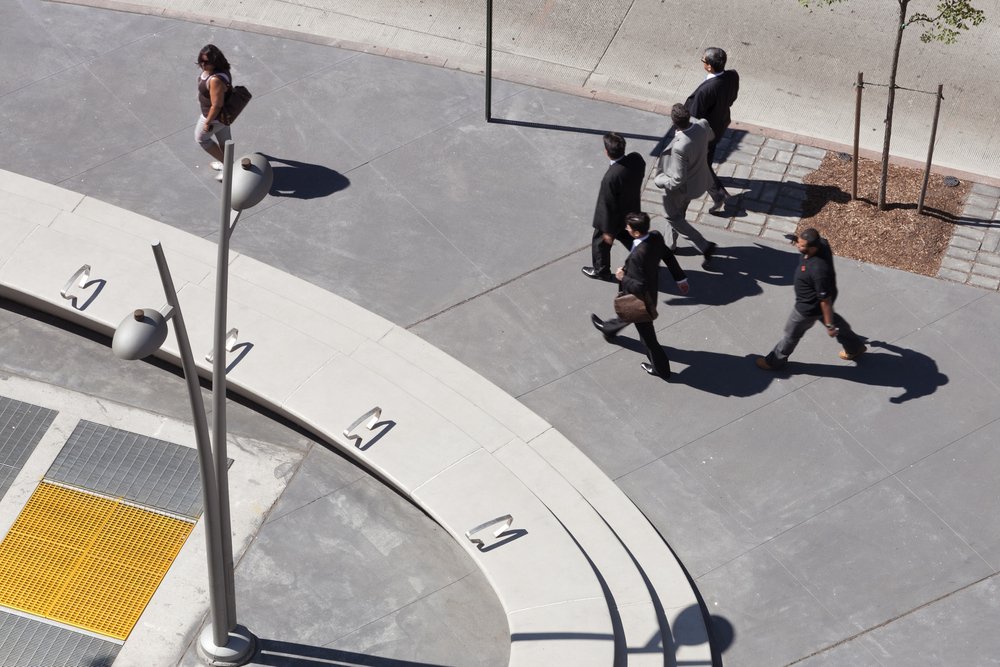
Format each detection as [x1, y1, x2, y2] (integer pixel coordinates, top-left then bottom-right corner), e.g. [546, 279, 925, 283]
[0, 169, 712, 665]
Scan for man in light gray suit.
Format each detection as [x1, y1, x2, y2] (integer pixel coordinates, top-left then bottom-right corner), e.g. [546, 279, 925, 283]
[654, 104, 717, 269]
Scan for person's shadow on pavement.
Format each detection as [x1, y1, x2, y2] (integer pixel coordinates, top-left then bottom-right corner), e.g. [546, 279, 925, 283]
[727, 178, 851, 219]
[608, 337, 945, 402]
[607, 337, 774, 396]
[656, 243, 795, 308]
[792, 339, 948, 403]
[260, 154, 350, 199]
[647, 339, 946, 402]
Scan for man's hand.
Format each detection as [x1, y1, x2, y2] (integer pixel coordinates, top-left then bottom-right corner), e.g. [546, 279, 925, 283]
[676, 279, 690, 295]
[602, 233, 615, 245]
[826, 325, 839, 337]
[615, 266, 625, 281]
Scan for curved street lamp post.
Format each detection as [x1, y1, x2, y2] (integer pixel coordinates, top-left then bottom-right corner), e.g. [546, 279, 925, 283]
[112, 141, 272, 666]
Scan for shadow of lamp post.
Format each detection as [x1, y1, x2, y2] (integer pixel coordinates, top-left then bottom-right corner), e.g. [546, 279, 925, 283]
[112, 141, 272, 666]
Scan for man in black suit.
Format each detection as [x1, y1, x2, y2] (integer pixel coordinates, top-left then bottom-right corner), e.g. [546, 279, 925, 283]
[685, 47, 739, 213]
[590, 212, 690, 378]
[582, 132, 646, 281]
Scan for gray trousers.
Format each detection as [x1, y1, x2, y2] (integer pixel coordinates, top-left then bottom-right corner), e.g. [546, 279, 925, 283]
[662, 192, 710, 253]
[765, 306, 865, 367]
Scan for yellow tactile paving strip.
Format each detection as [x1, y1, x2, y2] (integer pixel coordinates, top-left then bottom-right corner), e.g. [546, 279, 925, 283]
[0, 482, 194, 640]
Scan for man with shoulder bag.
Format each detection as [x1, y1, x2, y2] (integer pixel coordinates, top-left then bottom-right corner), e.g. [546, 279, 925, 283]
[590, 212, 690, 379]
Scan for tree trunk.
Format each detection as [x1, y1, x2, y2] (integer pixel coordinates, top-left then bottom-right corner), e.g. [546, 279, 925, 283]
[879, 0, 909, 210]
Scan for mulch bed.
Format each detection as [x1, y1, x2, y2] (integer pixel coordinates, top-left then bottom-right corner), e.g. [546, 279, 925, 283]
[797, 153, 969, 276]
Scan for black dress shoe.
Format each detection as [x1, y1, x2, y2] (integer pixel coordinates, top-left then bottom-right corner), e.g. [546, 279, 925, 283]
[701, 242, 717, 270]
[582, 266, 613, 281]
[709, 189, 729, 214]
[591, 313, 616, 342]
[641, 362, 670, 379]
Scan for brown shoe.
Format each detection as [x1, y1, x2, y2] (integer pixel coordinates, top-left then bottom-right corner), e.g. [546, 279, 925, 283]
[839, 345, 867, 361]
[755, 357, 775, 370]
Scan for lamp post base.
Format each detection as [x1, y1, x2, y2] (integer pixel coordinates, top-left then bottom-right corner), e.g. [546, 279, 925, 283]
[197, 624, 257, 666]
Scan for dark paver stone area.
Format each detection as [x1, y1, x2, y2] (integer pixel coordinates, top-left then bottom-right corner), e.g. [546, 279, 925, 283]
[0, 395, 57, 499]
[0, 610, 120, 667]
[46, 420, 204, 519]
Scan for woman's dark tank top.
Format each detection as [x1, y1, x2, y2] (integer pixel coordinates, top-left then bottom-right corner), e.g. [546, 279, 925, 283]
[198, 72, 231, 117]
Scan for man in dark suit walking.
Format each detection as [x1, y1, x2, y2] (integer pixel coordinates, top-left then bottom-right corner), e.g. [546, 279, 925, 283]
[685, 47, 739, 213]
[590, 212, 690, 378]
[582, 132, 646, 281]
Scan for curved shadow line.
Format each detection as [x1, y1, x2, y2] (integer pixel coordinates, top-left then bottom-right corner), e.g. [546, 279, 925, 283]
[253, 638, 445, 666]
[72, 278, 107, 311]
[477, 528, 528, 553]
[225, 341, 254, 374]
[356, 419, 396, 451]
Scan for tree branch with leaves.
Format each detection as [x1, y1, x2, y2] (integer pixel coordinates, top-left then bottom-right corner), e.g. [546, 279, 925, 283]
[797, 0, 985, 210]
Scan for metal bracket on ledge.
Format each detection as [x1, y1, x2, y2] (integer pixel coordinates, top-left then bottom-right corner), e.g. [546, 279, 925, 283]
[205, 328, 239, 363]
[60, 264, 92, 300]
[465, 515, 514, 550]
[343, 407, 382, 449]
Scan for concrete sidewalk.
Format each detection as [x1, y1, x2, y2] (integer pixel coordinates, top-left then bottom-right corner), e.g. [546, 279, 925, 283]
[3, 0, 1000, 665]
[54, 0, 1000, 180]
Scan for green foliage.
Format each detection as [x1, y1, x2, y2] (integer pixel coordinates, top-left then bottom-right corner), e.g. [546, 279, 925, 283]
[909, 1, 986, 44]
[796, 0, 986, 44]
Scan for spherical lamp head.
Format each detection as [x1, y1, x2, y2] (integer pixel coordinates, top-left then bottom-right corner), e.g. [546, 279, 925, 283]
[112, 308, 169, 360]
[231, 153, 273, 211]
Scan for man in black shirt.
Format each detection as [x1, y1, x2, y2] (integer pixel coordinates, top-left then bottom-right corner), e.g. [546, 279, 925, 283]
[756, 228, 866, 370]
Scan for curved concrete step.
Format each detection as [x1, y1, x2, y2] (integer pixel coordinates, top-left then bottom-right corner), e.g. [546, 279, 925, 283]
[0, 169, 713, 666]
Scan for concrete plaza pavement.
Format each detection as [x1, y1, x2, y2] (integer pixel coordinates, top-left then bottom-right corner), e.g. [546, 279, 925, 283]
[0, 301, 509, 665]
[3, 0, 1000, 665]
[54, 0, 1000, 180]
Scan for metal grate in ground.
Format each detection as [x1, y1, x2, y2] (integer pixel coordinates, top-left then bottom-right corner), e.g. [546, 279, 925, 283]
[46, 420, 204, 519]
[0, 395, 57, 499]
[0, 609, 120, 667]
[0, 481, 193, 640]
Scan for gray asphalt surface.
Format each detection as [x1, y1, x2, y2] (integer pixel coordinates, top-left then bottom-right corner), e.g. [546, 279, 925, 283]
[51, 0, 1000, 180]
[4, 0, 1000, 665]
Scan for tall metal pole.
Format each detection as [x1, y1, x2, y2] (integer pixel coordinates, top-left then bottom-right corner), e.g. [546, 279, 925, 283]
[852, 72, 863, 200]
[214, 140, 238, 626]
[917, 84, 943, 215]
[150, 243, 229, 648]
[485, 0, 493, 122]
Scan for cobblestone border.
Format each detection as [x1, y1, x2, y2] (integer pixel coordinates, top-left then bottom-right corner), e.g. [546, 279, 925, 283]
[937, 183, 1000, 290]
[643, 131, 1000, 292]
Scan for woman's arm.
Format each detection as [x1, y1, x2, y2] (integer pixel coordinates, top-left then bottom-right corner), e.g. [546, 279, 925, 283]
[205, 75, 226, 128]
